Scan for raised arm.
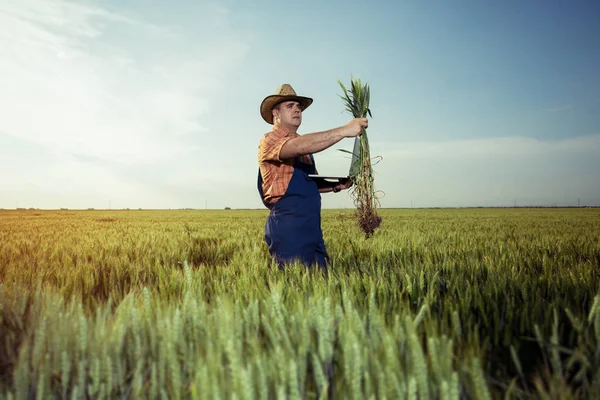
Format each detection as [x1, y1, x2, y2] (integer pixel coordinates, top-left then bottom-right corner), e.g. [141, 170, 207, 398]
[279, 117, 368, 159]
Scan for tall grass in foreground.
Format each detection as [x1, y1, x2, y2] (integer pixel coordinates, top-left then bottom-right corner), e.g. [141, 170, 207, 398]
[1, 278, 475, 399]
[1, 208, 600, 398]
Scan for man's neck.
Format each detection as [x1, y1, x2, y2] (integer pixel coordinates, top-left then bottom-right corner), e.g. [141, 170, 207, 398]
[275, 122, 298, 134]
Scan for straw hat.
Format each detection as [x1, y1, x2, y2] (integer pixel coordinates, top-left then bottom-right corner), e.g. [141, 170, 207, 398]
[260, 84, 313, 124]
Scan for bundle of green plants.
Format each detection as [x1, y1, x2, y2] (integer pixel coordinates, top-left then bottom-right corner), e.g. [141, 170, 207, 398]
[338, 76, 382, 238]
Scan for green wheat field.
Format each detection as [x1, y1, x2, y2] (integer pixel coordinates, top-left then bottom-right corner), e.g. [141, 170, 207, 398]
[1, 207, 599, 399]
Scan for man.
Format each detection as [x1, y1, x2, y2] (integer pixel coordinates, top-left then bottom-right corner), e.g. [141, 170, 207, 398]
[257, 83, 368, 271]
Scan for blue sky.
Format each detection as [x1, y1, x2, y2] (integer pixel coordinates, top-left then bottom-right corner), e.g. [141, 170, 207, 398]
[1, 0, 599, 209]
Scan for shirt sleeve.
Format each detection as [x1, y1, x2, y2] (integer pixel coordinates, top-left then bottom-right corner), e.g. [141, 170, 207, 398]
[258, 132, 292, 162]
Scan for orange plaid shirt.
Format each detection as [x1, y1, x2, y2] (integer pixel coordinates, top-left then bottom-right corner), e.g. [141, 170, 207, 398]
[258, 125, 314, 205]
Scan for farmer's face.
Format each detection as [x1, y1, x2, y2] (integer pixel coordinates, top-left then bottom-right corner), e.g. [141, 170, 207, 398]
[274, 101, 302, 129]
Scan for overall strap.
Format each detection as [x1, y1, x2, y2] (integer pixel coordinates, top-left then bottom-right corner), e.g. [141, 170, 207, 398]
[257, 168, 263, 196]
[257, 169, 271, 209]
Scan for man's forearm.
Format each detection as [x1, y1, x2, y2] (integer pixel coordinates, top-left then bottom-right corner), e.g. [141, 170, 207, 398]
[317, 180, 336, 193]
[279, 127, 347, 159]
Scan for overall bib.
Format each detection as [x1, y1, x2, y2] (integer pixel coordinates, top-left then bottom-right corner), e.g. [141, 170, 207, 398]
[257, 155, 329, 271]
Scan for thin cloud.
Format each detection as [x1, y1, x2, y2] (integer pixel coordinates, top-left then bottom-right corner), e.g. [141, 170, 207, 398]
[371, 134, 600, 159]
[0, 0, 249, 163]
[0, 0, 252, 209]
[315, 134, 600, 209]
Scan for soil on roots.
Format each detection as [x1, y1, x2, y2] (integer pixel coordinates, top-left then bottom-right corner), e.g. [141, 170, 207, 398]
[356, 206, 382, 238]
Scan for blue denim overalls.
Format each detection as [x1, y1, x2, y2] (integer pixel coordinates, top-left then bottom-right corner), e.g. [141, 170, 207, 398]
[258, 155, 329, 271]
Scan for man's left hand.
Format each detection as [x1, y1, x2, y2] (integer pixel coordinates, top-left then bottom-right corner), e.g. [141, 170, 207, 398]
[333, 178, 353, 193]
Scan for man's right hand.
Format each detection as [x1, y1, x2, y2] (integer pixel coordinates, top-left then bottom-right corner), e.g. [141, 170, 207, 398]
[343, 118, 369, 137]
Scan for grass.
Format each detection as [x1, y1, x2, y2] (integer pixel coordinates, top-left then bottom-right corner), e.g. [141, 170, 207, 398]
[0, 207, 599, 399]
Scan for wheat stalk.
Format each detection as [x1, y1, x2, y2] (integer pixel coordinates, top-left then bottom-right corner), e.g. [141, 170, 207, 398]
[337, 75, 382, 238]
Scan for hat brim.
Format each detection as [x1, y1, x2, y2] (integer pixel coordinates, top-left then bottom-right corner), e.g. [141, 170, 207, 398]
[260, 95, 313, 125]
